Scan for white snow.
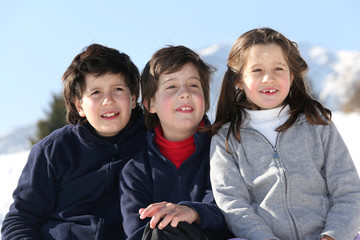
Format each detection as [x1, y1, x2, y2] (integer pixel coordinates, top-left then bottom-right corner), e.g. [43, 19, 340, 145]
[0, 151, 29, 230]
[0, 112, 359, 236]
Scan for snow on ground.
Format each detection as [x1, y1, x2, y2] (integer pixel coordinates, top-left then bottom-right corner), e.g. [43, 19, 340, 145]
[0, 151, 29, 229]
[0, 112, 359, 235]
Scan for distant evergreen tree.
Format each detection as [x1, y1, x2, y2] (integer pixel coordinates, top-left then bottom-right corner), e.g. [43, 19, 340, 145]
[343, 79, 360, 113]
[30, 93, 67, 145]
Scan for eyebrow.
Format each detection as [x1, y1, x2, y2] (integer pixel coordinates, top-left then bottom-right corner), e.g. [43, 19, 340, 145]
[159, 76, 201, 85]
[87, 83, 128, 91]
[248, 62, 288, 68]
[277, 62, 288, 67]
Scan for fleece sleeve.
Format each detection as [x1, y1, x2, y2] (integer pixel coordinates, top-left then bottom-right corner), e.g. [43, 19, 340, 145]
[321, 122, 360, 240]
[178, 171, 232, 235]
[120, 157, 153, 240]
[209, 132, 280, 239]
[1, 144, 57, 240]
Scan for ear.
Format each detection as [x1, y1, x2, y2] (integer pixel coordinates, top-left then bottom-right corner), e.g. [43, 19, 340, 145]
[74, 98, 86, 117]
[131, 94, 136, 109]
[143, 98, 156, 113]
[290, 73, 294, 83]
[235, 79, 243, 90]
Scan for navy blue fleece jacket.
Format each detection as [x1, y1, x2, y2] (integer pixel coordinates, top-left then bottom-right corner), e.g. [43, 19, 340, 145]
[120, 123, 230, 240]
[1, 113, 147, 240]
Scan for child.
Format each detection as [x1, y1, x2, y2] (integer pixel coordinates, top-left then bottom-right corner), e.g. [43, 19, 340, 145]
[1, 44, 147, 239]
[209, 27, 360, 240]
[120, 45, 232, 240]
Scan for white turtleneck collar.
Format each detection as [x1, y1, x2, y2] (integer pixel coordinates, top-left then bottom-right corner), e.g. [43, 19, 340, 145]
[244, 105, 290, 146]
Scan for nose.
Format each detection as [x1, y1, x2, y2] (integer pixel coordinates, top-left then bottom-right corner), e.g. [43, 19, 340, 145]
[262, 72, 275, 83]
[102, 92, 114, 105]
[178, 86, 191, 99]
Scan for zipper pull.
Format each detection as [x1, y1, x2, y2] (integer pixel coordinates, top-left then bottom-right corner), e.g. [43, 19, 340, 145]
[273, 147, 279, 159]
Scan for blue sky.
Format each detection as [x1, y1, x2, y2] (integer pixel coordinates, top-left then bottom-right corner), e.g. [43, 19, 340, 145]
[0, 0, 359, 136]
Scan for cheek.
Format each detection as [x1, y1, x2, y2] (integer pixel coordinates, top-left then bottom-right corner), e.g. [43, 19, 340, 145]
[195, 93, 205, 109]
[122, 95, 133, 109]
[242, 78, 257, 91]
[79, 99, 93, 116]
[155, 94, 172, 107]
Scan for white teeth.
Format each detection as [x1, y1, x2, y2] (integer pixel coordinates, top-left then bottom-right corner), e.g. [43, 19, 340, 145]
[180, 107, 192, 111]
[102, 112, 118, 117]
[263, 89, 277, 93]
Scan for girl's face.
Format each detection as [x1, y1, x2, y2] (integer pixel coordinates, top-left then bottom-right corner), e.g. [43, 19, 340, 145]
[75, 73, 136, 137]
[148, 63, 205, 141]
[239, 43, 293, 110]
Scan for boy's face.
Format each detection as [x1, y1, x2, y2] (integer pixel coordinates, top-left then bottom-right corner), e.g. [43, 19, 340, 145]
[74, 73, 136, 137]
[148, 63, 205, 141]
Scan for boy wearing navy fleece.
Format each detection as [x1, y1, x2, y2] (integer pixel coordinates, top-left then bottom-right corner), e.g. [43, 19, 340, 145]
[120, 45, 232, 240]
[1, 44, 147, 240]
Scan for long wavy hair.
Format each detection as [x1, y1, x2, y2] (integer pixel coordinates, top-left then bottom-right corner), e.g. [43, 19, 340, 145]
[211, 28, 331, 150]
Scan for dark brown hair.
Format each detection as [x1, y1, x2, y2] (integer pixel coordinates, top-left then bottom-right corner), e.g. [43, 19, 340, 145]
[62, 44, 141, 124]
[141, 45, 214, 129]
[212, 28, 331, 149]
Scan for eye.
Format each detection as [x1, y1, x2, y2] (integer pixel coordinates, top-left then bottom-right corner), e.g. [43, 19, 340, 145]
[115, 87, 124, 91]
[189, 83, 199, 88]
[166, 85, 176, 89]
[275, 67, 284, 71]
[252, 68, 262, 73]
[91, 90, 100, 95]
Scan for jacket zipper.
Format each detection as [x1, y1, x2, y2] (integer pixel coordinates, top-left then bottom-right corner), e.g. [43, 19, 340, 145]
[113, 143, 119, 162]
[178, 175, 182, 200]
[273, 143, 300, 240]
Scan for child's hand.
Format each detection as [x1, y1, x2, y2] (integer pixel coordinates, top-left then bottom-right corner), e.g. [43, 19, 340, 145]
[139, 201, 200, 230]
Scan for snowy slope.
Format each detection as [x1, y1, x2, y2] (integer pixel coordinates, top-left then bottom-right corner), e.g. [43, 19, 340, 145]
[0, 124, 36, 154]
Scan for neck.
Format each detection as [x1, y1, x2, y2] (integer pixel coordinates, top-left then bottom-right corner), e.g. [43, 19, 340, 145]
[154, 126, 196, 169]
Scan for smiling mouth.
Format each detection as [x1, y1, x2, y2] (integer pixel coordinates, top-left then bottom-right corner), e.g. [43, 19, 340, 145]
[261, 89, 278, 93]
[101, 112, 119, 118]
[176, 106, 193, 112]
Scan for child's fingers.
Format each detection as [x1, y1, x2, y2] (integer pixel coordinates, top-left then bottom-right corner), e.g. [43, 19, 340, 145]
[149, 203, 176, 228]
[169, 216, 180, 228]
[139, 202, 199, 230]
[157, 210, 178, 229]
[139, 202, 165, 219]
[138, 208, 145, 214]
[149, 204, 177, 229]
[149, 213, 164, 229]
[157, 205, 196, 229]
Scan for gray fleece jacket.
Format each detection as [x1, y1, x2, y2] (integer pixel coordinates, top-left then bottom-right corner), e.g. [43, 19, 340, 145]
[210, 114, 360, 240]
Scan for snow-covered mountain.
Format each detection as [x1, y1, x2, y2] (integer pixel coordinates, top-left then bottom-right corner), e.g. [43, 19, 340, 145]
[0, 42, 359, 155]
[299, 44, 360, 109]
[0, 124, 36, 154]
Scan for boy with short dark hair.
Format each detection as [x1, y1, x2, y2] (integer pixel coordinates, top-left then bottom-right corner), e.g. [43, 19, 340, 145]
[1, 44, 147, 240]
[120, 45, 232, 240]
